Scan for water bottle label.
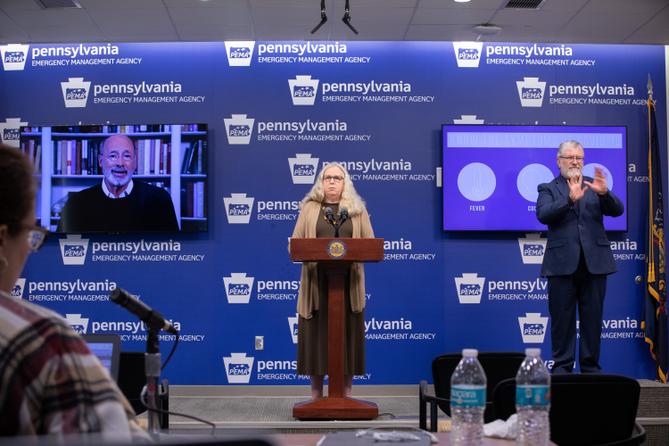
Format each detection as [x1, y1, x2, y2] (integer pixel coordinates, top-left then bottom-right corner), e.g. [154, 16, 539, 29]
[516, 384, 550, 407]
[451, 385, 486, 407]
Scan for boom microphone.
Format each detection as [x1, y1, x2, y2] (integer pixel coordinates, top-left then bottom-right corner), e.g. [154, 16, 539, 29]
[110, 288, 178, 335]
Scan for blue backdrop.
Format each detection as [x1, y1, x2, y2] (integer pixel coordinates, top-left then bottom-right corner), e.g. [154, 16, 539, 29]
[0, 41, 667, 384]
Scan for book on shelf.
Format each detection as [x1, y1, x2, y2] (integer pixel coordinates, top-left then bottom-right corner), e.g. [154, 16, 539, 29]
[181, 181, 206, 218]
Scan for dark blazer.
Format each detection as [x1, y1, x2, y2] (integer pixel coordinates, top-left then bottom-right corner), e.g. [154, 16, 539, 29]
[536, 175, 624, 277]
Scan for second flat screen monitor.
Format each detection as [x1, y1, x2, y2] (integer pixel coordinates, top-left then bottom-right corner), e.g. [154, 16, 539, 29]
[442, 124, 627, 231]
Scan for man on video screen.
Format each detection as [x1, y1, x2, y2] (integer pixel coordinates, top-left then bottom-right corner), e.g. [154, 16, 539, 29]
[58, 134, 179, 233]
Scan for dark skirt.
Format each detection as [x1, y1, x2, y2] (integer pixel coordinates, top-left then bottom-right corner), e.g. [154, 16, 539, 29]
[296, 266, 365, 376]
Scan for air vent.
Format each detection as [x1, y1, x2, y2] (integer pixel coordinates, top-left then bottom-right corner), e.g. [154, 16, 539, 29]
[34, 0, 81, 8]
[504, 0, 545, 9]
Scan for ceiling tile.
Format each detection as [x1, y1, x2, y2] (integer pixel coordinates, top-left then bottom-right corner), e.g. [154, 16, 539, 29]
[86, 8, 177, 41]
[168, 6, 252, 26]
[490, 9, 574, 28]
[418, 0, 503, 9]
[78, 0, 166, 10]
[252, 5, 321, 24]
[580, 0, 669, 14]
[562, 13, 655, 43]
[8, 8, 94, 28]
[174, 23, 255, 41]
[623, 6, 669, 43]
[412, 8, 496, 25]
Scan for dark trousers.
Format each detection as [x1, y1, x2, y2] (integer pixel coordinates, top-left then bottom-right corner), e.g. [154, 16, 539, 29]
[547, 253, 607, 374]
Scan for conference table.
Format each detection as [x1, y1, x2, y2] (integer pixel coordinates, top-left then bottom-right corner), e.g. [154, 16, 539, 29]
[275, 432, 557, 446]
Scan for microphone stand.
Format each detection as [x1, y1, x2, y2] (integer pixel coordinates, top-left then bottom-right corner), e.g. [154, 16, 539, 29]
[145, 328, 162, 434]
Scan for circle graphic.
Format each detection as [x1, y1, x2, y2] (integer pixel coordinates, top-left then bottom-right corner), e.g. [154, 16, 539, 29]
[583, 163, 614, 192]
[517, 163, 554, 202]
[457, 163, 496, 202]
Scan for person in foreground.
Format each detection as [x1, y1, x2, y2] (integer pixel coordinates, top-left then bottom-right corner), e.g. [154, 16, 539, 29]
[0, 145, 146, 438]
[536, 140, 624, 374]
[58, 134, 178, 233]
[291, 162, 374, 399]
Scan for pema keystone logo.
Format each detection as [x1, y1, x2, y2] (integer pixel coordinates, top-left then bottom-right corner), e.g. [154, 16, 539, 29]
[288, 75, 319, 106]
[224, 41, 255, 67]
[518, 312, 548, 344]
[518, 233, 547, 265]
[65, 313, 90, 334]
[453, 42, 483, 68]
[454, 273, 486, 304]
[288, 153, 319, 184]
[223, 193, 255, 224]
[223, 352, 255, 383]
[0, 44, 29, 71]
[223, 273, 255, 304]
[61, 77, 91, 108]
[59, 234, 89, 265]
[224, 114, 255, 145]
[516, 77, 546, 107]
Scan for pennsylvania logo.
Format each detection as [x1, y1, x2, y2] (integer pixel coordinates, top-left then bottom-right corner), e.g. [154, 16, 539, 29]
[12, 278, 26, 299]
[453, 42, 483, 68]
[60, 77, 91, 108]
[288, 153, 319, 184]
[518, 313, 548, 343]
[65, 313, 90, 334]
[518, 233, 547, 265]
[516, 77, 546, 107]
[223, 352, 255, 383]
[454, 273, 485, 304]
[224, 41, 255, 67]
[223, 193, 255, 224]
[224, 114, 255, 145]
[288, 75, 319, 105]
[0, 44, 29, 71]
[288, 313, 299, 344]
[223, 273, 254, 304]
[0, 118, 28, 148]
[59, 234, 89, 265]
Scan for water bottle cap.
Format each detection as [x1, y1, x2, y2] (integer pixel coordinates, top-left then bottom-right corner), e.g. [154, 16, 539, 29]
[462, 348, 478, 357]
[525, 348, 541, 356]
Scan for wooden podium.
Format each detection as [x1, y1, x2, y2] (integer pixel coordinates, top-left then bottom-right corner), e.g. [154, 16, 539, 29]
[290, 237, 384, 420]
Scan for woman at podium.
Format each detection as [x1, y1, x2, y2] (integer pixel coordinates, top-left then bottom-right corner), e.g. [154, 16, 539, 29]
[291, 162, 374, 400]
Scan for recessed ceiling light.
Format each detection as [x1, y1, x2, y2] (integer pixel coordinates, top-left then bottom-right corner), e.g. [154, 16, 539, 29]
[472, 23, 502, 35]
[454, 0, 472, 3]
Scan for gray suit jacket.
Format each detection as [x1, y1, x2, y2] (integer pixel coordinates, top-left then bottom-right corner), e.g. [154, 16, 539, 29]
[536, 175, 624, 276]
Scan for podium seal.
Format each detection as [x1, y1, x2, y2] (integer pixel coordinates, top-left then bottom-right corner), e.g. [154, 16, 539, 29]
[327, 240, 347, 258]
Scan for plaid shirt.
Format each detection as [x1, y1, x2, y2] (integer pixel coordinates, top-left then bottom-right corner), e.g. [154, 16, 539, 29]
[0, 290, 146, 438]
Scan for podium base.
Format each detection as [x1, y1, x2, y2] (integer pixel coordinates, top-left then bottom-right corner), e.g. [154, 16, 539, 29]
[293, 397, 378, 420]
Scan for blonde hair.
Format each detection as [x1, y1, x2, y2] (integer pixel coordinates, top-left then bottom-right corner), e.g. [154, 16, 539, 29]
[300, 162, 366, 216]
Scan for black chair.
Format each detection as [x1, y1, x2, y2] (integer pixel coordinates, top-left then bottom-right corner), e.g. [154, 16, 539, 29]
[419, 351, 525, 431]
[118, 351, 169, 429]
[492, 374, 646, 446]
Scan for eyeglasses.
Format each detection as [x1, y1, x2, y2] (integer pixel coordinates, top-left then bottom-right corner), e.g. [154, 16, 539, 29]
[17, 225, 49, 252]
[323, 175, 344, 183]
[103, 153, 134, 163]
[559, 155, 584, 162]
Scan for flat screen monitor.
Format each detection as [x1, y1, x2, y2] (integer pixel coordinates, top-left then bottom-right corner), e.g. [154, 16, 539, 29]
[82, 334, 121, 382]
[19, 123, 208, 233]
[441, 124, 628, 231]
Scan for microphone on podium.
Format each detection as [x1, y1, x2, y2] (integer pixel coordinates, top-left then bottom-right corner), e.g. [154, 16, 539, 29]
[324, 206, 336, 225]
[339, 207, 349, 227]
[109, 288, 179, 335]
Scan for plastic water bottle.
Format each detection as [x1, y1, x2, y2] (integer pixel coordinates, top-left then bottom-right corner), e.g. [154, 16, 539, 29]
[516, 348, 551, 446]
[450, 348, 486, 446]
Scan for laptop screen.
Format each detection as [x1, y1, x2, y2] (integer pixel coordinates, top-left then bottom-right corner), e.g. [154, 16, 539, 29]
[82, 334, 121, 382]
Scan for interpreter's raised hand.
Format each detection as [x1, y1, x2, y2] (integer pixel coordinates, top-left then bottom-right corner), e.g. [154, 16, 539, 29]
[583, 166, 608, 195]
[568, 175, 586, 202]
